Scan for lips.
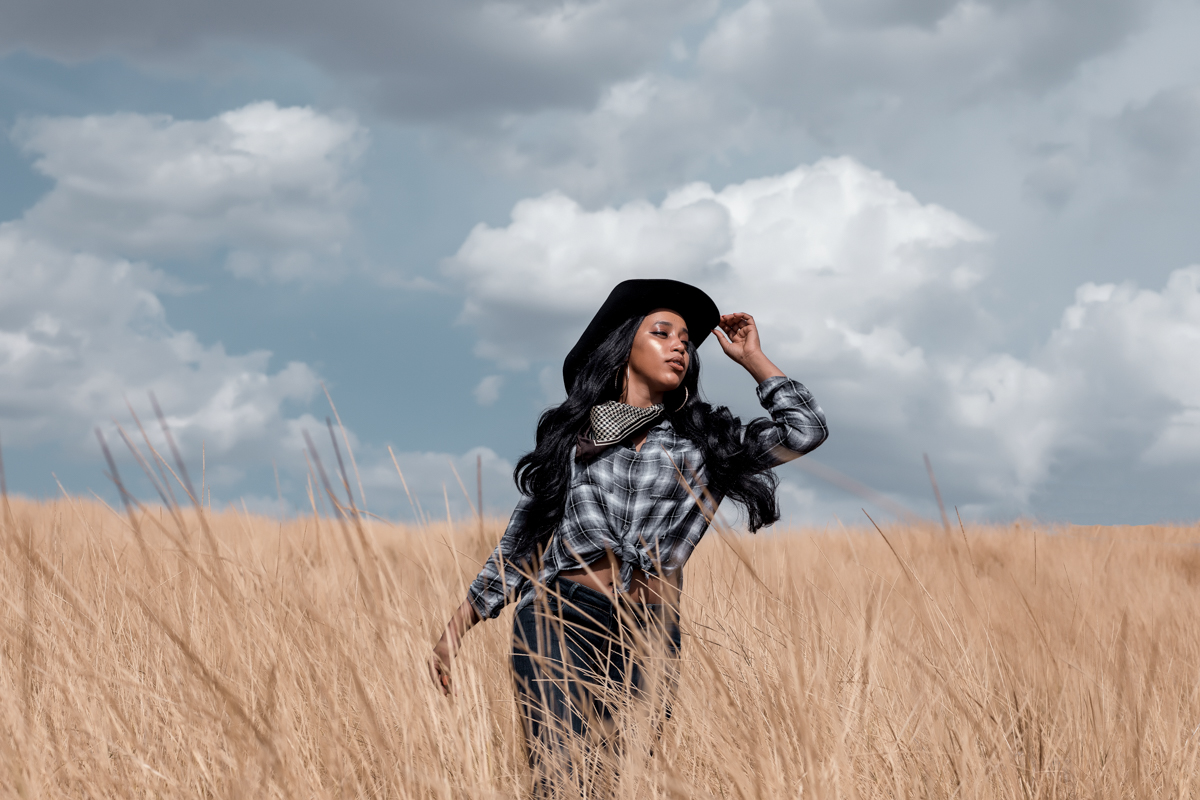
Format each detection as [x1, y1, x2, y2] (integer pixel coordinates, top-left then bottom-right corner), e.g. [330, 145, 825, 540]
[667, 357, 685, 372]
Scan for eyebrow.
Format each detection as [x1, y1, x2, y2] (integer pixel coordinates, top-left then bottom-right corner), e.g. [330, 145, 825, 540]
[651, 320, 689, 336]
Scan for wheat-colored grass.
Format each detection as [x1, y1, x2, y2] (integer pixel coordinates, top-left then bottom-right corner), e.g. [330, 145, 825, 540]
[2, 491, 1199, 798]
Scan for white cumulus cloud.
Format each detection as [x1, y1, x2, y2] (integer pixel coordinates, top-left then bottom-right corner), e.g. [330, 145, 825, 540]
[14, 102, 365, 283]
[0, 100, 524, 522]
[1045, 267, 1200, 467]
[447, 156, 990, 373]
[0, 103, 371, 486]
[444, 156, 1200, 517]
[0, 225, 319, 461]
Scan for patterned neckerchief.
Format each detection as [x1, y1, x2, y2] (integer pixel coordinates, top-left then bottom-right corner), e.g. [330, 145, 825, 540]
[589, 400, 664, 446]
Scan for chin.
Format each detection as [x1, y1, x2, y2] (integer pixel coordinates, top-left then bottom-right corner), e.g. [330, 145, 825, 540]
[657, 376, 685, 393]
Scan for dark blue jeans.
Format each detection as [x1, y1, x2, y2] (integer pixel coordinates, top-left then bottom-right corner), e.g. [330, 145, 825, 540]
[511, 577, 682, 797]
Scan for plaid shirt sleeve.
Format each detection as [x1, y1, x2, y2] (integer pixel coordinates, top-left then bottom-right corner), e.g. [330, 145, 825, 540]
[467, 494, 535, 619]
[746, 376, 829, 467]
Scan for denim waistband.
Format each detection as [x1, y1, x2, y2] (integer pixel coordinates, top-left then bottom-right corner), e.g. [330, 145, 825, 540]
[547, 576, 677, 616]
[550, 575, 616, 615]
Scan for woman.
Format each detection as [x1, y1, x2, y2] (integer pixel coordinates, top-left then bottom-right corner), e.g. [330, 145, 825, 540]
[428, 279, 828, 795]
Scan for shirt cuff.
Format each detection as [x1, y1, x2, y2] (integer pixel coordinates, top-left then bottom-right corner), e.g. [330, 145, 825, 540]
[755, 375, 794, 405]
[467, 578, 504, 620]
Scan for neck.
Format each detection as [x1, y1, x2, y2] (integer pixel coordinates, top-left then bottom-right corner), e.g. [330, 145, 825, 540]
[621, 370, 662, 407]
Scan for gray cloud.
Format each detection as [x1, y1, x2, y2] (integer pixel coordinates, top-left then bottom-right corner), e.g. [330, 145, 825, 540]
[446, 73, 791, 203]
[698, 0, 1147, 112]
[1113, 84, 1200, 181]
[1022, 143, 1082, 208]
[1, 0, 713, 118]
[0, 0, 1165, 218]
[430, 0, 1166, 217]
[815, 0, 961, 29]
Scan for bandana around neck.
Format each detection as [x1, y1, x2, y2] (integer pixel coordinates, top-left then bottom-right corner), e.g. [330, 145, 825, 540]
[589, 400, 664, 447]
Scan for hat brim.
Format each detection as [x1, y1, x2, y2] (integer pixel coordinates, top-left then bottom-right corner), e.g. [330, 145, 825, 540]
[562, 278, 720, 392]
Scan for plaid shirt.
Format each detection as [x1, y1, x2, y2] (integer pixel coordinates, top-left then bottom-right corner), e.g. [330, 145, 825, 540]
[467, 376, 828, 619]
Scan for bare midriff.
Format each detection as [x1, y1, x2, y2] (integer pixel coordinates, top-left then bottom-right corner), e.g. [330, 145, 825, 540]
[558, 554, 680, 606]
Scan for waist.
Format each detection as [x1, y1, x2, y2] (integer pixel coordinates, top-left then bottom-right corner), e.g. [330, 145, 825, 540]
[557, 555, 680, 606]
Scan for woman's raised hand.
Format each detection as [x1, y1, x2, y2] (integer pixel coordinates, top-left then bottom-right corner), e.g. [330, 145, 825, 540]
[713, 312, 786, 384]
[713, 312, 761, 364]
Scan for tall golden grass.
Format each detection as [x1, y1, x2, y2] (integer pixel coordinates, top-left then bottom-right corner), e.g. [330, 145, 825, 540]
[3, 489, 1199, 798]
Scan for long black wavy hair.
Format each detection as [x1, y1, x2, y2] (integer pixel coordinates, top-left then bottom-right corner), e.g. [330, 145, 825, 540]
[509, 315, 782, 562]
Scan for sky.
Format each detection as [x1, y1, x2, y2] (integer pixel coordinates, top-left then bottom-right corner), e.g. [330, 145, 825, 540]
[2, 0, 1200, 526]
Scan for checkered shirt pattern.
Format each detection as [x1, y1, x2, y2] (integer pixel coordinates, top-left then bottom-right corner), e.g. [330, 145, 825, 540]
[466, 376, 828, 619]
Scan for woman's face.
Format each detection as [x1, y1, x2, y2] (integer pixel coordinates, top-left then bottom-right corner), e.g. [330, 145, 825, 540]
[626, 308, 690, 398]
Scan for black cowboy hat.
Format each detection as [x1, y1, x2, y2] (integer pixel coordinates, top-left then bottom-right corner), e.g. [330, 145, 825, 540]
[562, 278, 720, 392]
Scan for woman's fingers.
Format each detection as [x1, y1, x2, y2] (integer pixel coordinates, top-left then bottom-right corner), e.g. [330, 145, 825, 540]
[712, 327, 741, 358]
[428, 651, 452, 696]
[427, 654, 440, 690]
[712, 326, 746, 364]
[718, 313, 754, 340]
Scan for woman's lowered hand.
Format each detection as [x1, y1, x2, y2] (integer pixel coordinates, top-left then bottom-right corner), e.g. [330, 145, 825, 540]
[428, 599, 481, 697]
[428, 638, 455, 696]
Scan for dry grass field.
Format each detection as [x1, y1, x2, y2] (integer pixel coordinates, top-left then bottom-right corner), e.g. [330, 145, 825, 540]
[3, 486, 1200, 798]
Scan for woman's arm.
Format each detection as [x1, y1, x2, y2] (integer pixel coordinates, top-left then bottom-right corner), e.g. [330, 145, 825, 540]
[427, 495, 535, 696]
[428, 599, 482, 696]
[713, 312, 829, 465]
